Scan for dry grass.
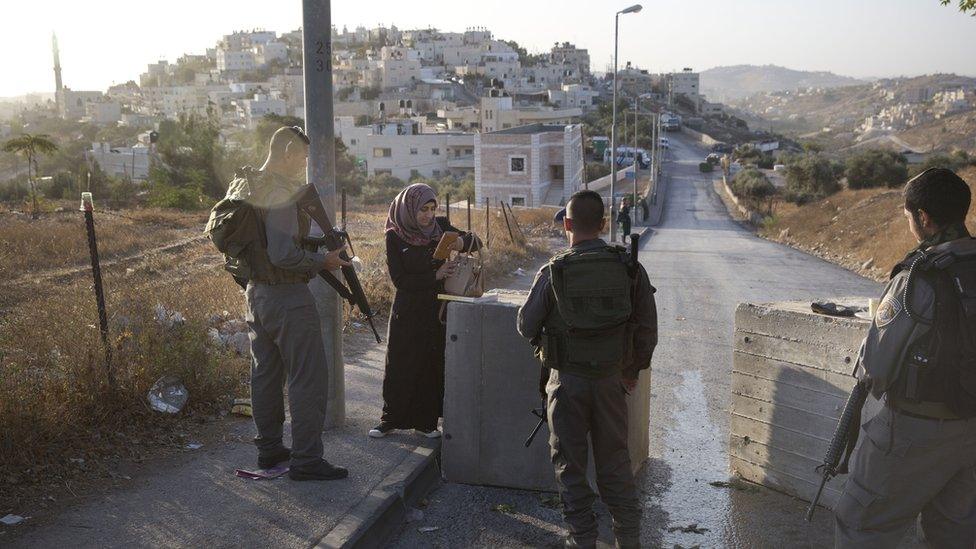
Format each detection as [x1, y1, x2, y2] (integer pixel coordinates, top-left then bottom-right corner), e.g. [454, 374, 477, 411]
[0, 196, 558, 511]
[0, 207, 206, 279]
[760, 167, 976, 280]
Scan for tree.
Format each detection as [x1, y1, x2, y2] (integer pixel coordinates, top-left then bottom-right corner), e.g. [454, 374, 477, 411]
[2, 133, 58, 219]
[732, 168, 777, 214]
[845, 149, 908, 189]
[784, 153, 840, 204]
[940, 0, 976, 15]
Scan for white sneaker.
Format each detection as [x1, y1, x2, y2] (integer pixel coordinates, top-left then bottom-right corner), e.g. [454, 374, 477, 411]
[368, 423, 396, 438]
[417, 429, 441, 439]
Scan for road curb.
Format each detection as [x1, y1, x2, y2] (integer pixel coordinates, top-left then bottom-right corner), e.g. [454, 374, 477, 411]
[314, 442, 441, 549]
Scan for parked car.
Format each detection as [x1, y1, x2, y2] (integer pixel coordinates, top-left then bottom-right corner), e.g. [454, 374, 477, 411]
[710, 142, 734, 154]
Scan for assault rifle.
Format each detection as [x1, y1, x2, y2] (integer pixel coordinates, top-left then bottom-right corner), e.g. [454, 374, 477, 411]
[295, 184, 382, 343]
[805, 380, 870, 521]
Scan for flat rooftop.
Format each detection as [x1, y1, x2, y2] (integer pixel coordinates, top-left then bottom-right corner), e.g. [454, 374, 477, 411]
[491, 123, 568, 135]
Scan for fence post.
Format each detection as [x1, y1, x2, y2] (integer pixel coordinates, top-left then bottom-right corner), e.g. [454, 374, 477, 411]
[466, 197, 472, 231]
[445, 192, 451, 224]
[485, 197, 490, 247]
[500, 200, 516, 243]
[81, 192, 114, 387]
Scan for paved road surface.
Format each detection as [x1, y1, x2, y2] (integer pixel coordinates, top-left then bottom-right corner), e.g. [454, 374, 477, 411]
[390, 132, 883, 548]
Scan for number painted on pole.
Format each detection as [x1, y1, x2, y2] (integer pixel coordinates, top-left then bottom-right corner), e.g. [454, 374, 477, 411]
[315, 59, 324, 72]
[316, 41, 324, 55]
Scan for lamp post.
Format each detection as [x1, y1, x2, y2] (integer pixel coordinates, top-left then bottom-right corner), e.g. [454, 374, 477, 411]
[610, 3, 642, 242]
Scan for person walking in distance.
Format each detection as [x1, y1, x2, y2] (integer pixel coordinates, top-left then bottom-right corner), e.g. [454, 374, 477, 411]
[518, 190, 658, 548]
[834, 168, 976, 548]
[244, 126, 351, 481]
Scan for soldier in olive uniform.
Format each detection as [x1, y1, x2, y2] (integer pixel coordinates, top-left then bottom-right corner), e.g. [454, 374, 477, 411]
[244, 126, 351, 481]
[518, 190, 658, 548]
[835, 168, 976, 548]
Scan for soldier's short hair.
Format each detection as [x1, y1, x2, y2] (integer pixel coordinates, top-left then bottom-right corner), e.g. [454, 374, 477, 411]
[567, 190, 605, 233]
[269, 126, 309, 159]
[904, 167, 971, 227]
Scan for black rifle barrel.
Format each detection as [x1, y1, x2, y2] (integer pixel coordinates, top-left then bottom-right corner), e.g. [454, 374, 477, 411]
[805, 381, 870, 521]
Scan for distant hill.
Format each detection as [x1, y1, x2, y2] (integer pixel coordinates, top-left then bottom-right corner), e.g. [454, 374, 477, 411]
[701, 65, 864, 101]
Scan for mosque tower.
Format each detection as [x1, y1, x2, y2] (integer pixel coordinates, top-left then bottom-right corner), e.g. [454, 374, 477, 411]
[52, 32, 64, 117]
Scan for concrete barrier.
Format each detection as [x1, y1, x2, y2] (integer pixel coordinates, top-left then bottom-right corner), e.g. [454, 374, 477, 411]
[681, 126, 721, 147]
[442, 291, 651, 491]
[721, 174, 765, 225]
[731, 300, 880, 509]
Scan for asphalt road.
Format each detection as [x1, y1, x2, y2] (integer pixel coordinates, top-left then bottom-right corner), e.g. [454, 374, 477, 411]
[390, 132, 882, 548]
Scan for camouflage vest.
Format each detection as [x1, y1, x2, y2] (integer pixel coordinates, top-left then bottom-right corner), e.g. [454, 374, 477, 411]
[538, 245, 636, 378]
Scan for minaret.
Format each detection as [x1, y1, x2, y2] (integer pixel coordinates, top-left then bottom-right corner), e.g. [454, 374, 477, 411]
[52, 32, 64, 117]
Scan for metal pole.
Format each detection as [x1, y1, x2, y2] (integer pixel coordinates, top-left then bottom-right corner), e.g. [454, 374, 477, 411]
[610, 12, 619, 242]
[633, 101, 638, 223]
[303, 0, 344, 427]
[445, 192, 451, 224]
[81, 192, 114, 387]
[466, 197, 471, 231]
[484, 197, 490, 247]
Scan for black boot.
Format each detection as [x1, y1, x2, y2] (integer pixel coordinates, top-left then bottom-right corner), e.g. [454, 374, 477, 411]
[288, 459, 349, 481]
[257, 446, 291, 469]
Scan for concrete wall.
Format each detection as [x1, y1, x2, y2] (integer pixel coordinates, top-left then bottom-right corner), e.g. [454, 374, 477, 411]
[681, 126, 721, 147]
[731, 301, 880, 509]
[443, 292, 651, 492]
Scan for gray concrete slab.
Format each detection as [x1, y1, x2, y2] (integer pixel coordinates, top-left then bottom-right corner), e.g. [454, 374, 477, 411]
[389, 130, 923, 549]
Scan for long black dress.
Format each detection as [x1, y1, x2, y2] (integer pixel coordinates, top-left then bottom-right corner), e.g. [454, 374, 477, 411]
[381, 217, 479, 431]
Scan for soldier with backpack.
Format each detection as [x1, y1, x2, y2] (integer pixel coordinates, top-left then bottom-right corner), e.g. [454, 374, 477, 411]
[206, 126, 351, 481]
[834, 167, 976, 548]
[517, 190, 658, 548]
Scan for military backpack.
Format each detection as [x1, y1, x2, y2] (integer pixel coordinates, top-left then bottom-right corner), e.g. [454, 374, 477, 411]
[204, 166, 264, 283]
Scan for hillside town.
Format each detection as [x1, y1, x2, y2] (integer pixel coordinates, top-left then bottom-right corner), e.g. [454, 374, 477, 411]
[3, 25, 727, 207]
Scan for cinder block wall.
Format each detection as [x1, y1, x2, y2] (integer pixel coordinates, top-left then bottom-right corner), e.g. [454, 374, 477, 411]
[731, 301, 876, 509]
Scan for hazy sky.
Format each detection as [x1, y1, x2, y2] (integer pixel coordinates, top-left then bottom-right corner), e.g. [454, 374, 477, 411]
[2, 0, 974, 98]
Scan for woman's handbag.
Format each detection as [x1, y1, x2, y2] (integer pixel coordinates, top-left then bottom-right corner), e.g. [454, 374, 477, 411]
[443, 235, 484, 298]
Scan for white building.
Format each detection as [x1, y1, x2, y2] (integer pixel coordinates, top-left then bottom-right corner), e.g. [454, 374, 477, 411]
[217, 49, 256, 73]
[87, 142, 151, 181]
[670, 68, 700, 98]
[377, 46, 422, 89]
[253, 41, 288, 66]
[335, 116, 475, 181]
[59, 89, 105, 120]
[547, 84, 599, 111]
[550, 42, 590, 75]
[221, 30, 277, 51]
[236, 94, 287, 129]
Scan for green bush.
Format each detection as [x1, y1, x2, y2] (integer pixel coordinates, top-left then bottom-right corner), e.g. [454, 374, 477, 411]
[910, 150, 975, 177]
[148, 184, 206, 210]
[38, 171, 76, 199]
[0, 181, 29, 202]
[361, 174, 405, 205]
[699, 162, 714, 173]
[845, 150, 908, 189]
[757, 155, 775, 170]
[784, 153, 840, 204]
[585, 162, 611, 183]
[108, 178, 139, 208]
[732, 168, 776, 200]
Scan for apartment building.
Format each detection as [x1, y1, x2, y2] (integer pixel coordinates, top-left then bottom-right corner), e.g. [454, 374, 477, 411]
[474, 123, 584, 208]
[377, 46, 423, 89]
[236, 93, 287, 129]
[87, 142, 151, 181]
[335, 117, 475, 181]
[547, 84, 600, 111]
[550, 42, 590, 75]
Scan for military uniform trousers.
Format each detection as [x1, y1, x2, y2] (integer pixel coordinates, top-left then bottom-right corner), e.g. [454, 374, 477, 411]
[547, 369, 641, 548]
[245, 282, 329, 468]
[834, 405, 976, 549]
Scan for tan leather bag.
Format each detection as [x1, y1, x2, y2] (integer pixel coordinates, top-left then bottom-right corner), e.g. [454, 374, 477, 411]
[443, 235, 484, 297]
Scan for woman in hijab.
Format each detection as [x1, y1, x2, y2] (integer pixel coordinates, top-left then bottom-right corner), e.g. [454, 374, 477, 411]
[370, 183, 481, 439]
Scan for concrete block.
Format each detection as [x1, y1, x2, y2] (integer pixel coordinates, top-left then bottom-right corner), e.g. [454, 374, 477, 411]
[443, 291, 650, 492]
[730, 299, 881, 510]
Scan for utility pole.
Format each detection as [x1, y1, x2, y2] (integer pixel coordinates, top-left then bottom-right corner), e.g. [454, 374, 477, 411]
[610, 5, 642, 242]
[303, 0, 344, 427]
[632, 102, 638, 221]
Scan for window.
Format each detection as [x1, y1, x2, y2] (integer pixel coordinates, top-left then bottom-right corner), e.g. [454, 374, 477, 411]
[509, 156, 526, 173]
[350, 139, 358, 146]
[410, 169, 421, 179]
[511, 196, 526, 207]
[374, 169, 392, 176]
[373, 148, 391, 158]
[433, 170, 441, 178]
[410, 147, 418, 155]
[502, 123, 512, 129]
[432, 148, 440, 155]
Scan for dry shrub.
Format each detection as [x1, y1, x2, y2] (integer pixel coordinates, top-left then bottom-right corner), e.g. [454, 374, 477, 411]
[0, 262, 248, 491]
[761, 166, 976, 279]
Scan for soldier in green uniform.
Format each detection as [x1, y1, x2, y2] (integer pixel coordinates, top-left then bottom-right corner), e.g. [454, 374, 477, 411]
[243, 126, 351, 481]
[835, 168, 976, 547]
[518, 190, 658, 548]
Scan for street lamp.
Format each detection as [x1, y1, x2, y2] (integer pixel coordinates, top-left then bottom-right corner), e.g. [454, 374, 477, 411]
[610, 3, 642, 242]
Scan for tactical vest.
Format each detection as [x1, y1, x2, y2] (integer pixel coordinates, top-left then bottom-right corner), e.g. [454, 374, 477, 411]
[538, 245, 636, 378]
[894, 238, 976, 418]
[205, 167, 314, 285]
